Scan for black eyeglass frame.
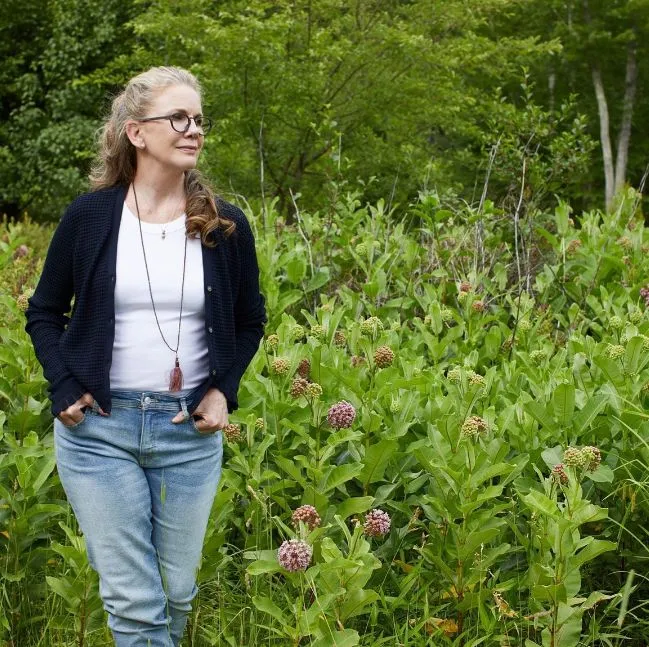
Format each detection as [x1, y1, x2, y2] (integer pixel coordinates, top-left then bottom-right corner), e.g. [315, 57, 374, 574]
[137, 113, 212, 135]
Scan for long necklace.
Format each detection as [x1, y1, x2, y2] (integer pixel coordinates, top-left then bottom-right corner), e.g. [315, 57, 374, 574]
[132, 184, 188, 391]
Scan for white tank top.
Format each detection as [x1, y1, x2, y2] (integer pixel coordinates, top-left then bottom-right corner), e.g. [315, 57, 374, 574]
[109, 203, 210, 391]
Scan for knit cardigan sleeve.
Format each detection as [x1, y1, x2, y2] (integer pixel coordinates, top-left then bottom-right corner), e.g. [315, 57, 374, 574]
[25, 204, 87, 415]
[211, 205, 266, 410]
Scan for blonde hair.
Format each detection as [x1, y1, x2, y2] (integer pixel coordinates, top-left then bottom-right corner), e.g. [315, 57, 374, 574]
[89, 66, 234, 243]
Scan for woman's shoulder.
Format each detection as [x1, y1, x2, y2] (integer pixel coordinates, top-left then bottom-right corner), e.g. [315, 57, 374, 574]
[215, 196, 247, 225]
[63, 185, 126, 222]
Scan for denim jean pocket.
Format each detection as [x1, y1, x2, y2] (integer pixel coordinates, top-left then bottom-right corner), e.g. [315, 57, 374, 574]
[60, 414, 86, 430]
[189, 415, 219, 436]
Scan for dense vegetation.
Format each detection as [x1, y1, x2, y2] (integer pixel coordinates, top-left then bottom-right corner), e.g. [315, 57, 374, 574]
[1, 0, 648, 220]
[2, 186, 649, 645]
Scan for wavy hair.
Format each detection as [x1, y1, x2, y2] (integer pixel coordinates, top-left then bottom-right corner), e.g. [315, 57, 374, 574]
[89, 66, 234, 244]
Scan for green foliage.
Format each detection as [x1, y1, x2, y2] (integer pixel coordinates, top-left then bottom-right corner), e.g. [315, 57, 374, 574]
[4, 185, 649, 644]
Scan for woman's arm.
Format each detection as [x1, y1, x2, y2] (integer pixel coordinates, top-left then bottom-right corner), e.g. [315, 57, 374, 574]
[212, 208, 267, 410]
[25, 206, 87, 416]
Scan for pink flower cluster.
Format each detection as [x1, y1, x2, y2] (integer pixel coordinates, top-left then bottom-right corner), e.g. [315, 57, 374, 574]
[641, 286, 649, 308]
[277, 539, 312, 572]
[291, 505, 321, 530]
[363, 509, 391, 537]
[327, 401, 356, 429]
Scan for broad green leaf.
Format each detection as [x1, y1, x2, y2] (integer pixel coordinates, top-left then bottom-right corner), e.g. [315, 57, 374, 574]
[573, 395, 607, 436]
[570, 539, 616, 570]
[333, 496, 374, 520]
[286, 256, 307, 283]
[522, 490, 559, 519]
[594, 356, 624, 387]
[252, 595, 286, 624]
[359, 439, 397, 485]
[525, 400, 559, 433]
[553, 383, 575, 427]
[319, 463, 363, 493]
[311, 629, 360, 647]
[586, 464, 614, 483]
[247, 560, 280, 575]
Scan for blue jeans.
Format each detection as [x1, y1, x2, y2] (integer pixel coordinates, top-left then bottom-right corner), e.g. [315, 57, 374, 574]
[54, 389, 223, 647]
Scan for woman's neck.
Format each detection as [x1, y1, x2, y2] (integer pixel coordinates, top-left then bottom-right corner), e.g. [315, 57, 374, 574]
[129, 170, 186, 223]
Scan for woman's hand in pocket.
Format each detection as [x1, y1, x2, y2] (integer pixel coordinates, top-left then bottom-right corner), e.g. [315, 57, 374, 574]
[57, 393, 105, 427]
[172, 387, 228, 433]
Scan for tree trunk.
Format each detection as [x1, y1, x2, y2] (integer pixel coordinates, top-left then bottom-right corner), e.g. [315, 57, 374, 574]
[591, 62, 615, 210]
[614, 38, 638, 194]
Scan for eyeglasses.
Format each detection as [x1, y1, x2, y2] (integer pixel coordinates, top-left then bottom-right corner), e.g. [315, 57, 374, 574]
[137, 112, 213, 135]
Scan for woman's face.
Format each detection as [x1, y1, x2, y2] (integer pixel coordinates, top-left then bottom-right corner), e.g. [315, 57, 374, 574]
[136, 84, 204, 172]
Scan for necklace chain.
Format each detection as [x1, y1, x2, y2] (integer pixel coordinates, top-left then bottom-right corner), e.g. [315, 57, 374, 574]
[132, 184, 188, 358]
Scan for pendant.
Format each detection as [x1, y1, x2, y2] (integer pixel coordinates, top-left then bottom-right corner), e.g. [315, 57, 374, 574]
[169, 357, 183, 392]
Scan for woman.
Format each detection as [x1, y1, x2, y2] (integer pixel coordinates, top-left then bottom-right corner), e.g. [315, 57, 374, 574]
[25, 66, 266, 646]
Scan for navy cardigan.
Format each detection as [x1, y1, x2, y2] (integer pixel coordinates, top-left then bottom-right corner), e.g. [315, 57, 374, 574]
[25, 184, 266, 417]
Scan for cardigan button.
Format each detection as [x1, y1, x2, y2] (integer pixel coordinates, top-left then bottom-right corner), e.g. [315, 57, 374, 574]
[207, 285, 212, 292]
[211, 369, 216, 376]
[208, 327, 213, 333]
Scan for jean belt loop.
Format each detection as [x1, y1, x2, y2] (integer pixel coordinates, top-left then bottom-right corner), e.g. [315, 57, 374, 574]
[180, 397, 190, 421]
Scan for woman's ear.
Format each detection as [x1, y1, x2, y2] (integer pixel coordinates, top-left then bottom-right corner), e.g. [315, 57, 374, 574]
[125, 121, 145, 149]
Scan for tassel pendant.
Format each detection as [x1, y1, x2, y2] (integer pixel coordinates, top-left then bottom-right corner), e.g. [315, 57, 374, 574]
[169, 357, 184, 392]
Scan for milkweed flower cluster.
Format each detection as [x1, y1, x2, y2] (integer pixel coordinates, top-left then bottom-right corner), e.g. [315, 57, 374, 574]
[459, 281, 472, 293]
[290, 377, 309, 398]
[468, 371, 485, 387]
[390, 396, 402, 414]
[265, 334, 279, 350]
[306, 382, 323, 398]
[223, 423, 242, 443]
[277, 539, 312, 572]
[289, 325, 306, 342]
[640, 286, 649, 308]
[291, 505, 321, 530]
[255, 418, 265, 431]
[581, 446, 602, 471]
[297, 358, 311, 379]
[518, 319, 532, 332]
[374, 346, 395, 368]
[360, 316, 384, 336]
[16, 294, 30, 312]
[609, 315, 623, 330]
[447, 367, 462, 383]
[271, 358, 290, 375]
[605, 344, 625, 360]
[461, 416, 488, 439]
[552, 463, 569, 485]
[355, 242, 369, 257]
[327, 401, 356, 429]
[530, 350, 547, 364]
[441, 307, 454, 322]
[309, 324, 325, 339]
[334, 330, 347, 347]
[472, 300, 485, 313]
[363, 509, 391, 537]
[351, 355, 366, 368]
[630, 310, 643, 324]
[563, 445, 601, 472]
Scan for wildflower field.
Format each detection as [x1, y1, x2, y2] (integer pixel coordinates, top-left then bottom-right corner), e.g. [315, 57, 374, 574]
[2, 188, 649, 646]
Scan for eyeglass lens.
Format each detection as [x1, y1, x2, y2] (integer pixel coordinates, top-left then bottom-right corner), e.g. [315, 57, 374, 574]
[170, 114, 210, 134]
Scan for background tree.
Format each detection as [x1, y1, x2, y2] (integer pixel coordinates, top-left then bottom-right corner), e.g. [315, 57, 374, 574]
[0, 0, 136, 220]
